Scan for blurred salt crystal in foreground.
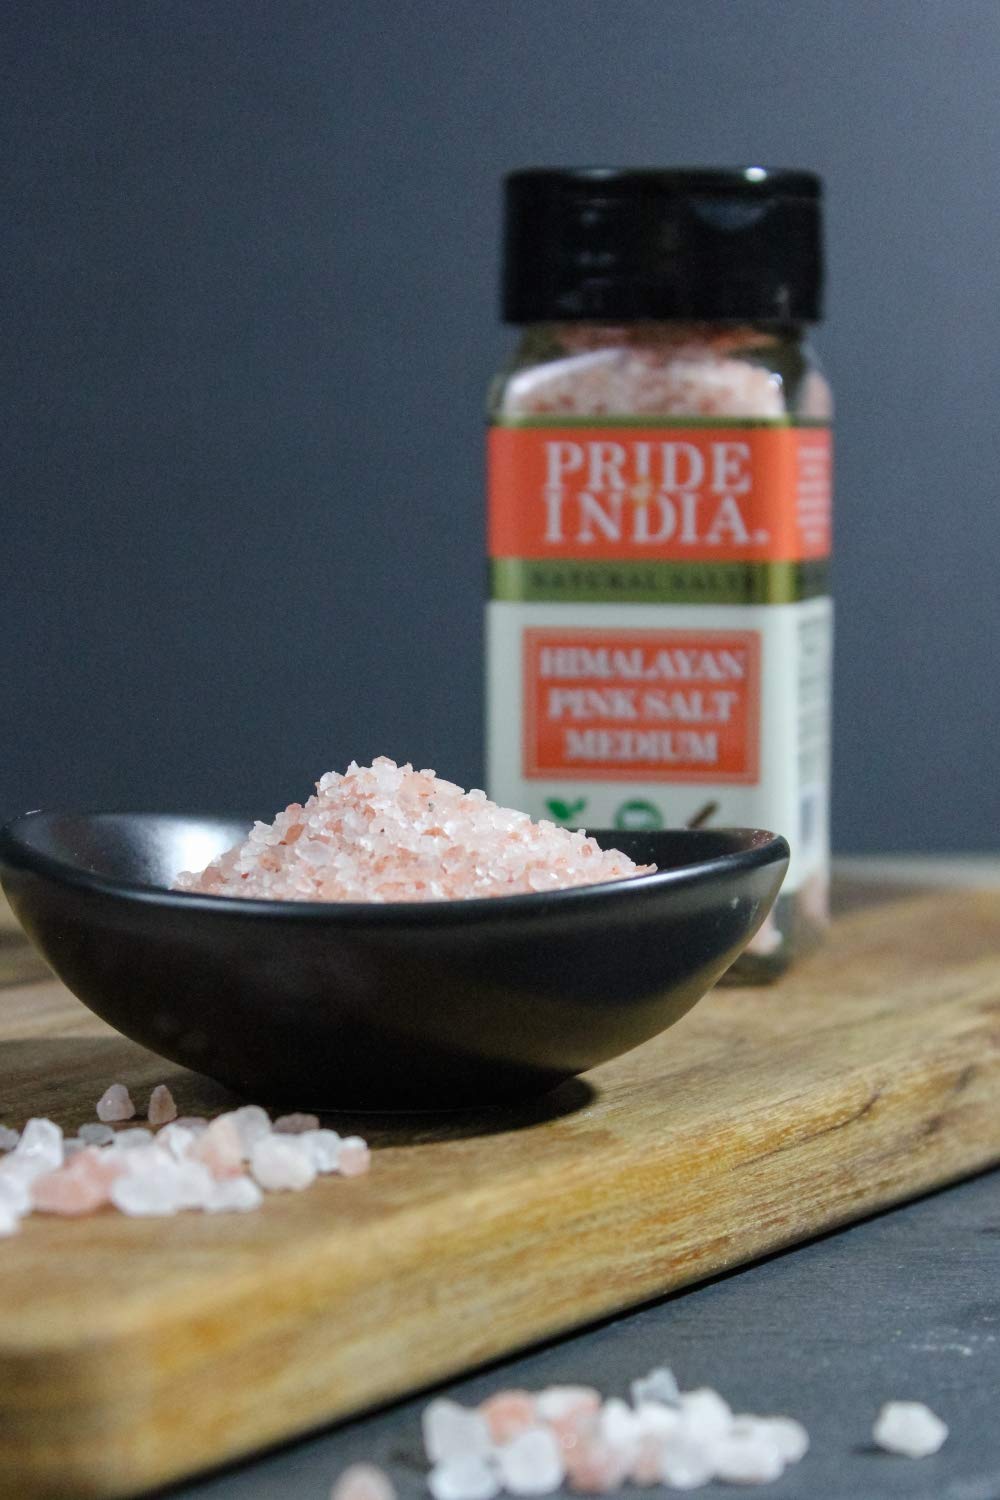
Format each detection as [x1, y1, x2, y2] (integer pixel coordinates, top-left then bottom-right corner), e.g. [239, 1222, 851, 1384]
[873, 1401, 948, 1458]
[173, 758, 653, 903]
[0, 1088, 369, 1235]
[332, 1365, 818, 1497]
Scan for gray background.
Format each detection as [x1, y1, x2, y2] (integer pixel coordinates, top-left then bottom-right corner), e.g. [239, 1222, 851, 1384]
[3, 0, 999, 850]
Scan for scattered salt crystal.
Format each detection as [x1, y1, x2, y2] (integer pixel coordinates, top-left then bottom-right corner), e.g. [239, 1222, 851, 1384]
[423, 1399, 494, 1464]
[563, 1434, 631, 1493]
[739, 1415, 808, 1464]
[110, 1168, 181, 1217]
[203, 1176, 264, 1214]
[156, 1123, 197, 1161]
[598, 1398, 641, 1459]
[173, 1116, 209, 1134]
[0, 1169, 32, 1217]
[274, 1112, 320, 1134]
[480, 1390, 538, 1445]
[32, 1160, 110, 1216]
[147, 1084, 178, 1126]
[0, 1126, 19, 1151]
[12, 1118, 63, 1178]
[193, 1115, 244, 1178]
[301, 1129, 343, 1174]
[250, 1135, 316, 1192]
[427, 1456, 500, 1500]
[0, 1202, 19, 1236]
[229, 1105, 272, 1159]
[174, 759, 653, 904]
[496, 1427, 565, 1495]
[170, 1160, 215, 1210]
[97, 1084, 135, 1122]
[711, 1426, 785, 1485]
[62, 1138, 88, 1158]
[330, 1462, 396, 1500]
[657, 1431, 715, 1490]
[631, 1368, 680, 1409]
[78, 1123, 115, 1146]
[873, 1400, 948, 1458]
[338, 1136, 371, 1177]
[114, 1128, 154, 1149]
[535, 1386, 602, 1425]
[677, 1388, 732, 1444]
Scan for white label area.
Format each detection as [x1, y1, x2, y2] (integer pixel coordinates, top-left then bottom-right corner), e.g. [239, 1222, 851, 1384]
[486, 597, 833, 893]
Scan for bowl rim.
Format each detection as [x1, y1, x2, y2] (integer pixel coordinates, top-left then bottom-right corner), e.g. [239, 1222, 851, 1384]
[0, 809, 789, 926]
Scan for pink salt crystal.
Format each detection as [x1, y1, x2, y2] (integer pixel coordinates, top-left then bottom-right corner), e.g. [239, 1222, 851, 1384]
[32, 1149, 122, 1216]
[329, 1462, 396, 1500]
[536, 1387, 602, 1451]
[173, 759, 653, 904]
[147, 1084, 178, 1126]
[562, 1435, 631, 1494]
[274, 1112, 320, 1134]
[337, 1136, 371, 1177]
[479, 1390, 538, 1444]
[96, 1084, 135, 1123]
[193, 1115, 245, 1179]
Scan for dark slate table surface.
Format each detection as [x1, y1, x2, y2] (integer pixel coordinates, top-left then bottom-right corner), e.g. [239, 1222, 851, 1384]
[174, 1165, 1000, 1500]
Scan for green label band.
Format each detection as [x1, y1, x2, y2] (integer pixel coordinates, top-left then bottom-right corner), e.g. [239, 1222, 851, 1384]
[490, 558, 830, 605]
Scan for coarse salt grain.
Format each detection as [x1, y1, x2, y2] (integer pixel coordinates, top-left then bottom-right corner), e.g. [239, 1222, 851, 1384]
[496, 1427, 565, 1495]
[229, 1104, 272, 1158]
[114, 1128, 154, 1149]
[330, 1463, 397, 1500]
[97, 1084, 135, 1122]
[250, 1135, 316, 1192]
[711, 1426, 785, 1485]
[147, 1084, 178, 1126]
[423, 1400, 494, 1464]
[631, 1368, 680, 1408]
[480, 1391, 538, 1445]
[203, 1175, 264, 1214]
[428, 1457, 500, 1500]
[338, 1136, 371, 1177]
[78, 1122, 115, 1146]
[657, 1431, 715, 1490]
[0, 1202, 19, 1237]
[274, 1112, 320, 1134]
[301, 1129, 343, 1174]
[873, 1400, 948, 1458]
[173, 759, 653, 904]
[0, 1126, 20, 1151]
[0, 1169, 32, 1218]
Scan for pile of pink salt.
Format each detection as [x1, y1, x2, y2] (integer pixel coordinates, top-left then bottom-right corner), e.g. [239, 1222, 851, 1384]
[173, 758, 654, 903]
[0, 1084, 369, 1234]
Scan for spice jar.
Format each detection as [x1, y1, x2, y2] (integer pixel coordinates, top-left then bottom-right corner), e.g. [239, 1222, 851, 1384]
[486, 167, 832, 977]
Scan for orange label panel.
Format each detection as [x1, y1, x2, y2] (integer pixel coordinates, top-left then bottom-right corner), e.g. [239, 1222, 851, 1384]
[522, 628, 761, 783]
[489, 425, 831, 564]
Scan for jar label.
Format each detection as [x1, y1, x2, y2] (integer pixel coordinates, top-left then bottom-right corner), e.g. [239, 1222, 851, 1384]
[488, 421, 831, 579]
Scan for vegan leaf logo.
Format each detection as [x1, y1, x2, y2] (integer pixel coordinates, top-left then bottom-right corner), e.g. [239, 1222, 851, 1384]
[545, 797, 587, 824]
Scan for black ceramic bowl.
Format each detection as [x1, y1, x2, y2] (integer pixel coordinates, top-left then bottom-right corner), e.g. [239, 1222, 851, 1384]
[0, 812, 787, 1109]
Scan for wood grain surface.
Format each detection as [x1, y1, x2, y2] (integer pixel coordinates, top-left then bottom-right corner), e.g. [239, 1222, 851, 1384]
[1, 886, 999, 1499]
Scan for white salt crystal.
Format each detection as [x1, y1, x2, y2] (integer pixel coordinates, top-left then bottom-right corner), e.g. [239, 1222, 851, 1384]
[171, 1160, 215, 1209]
[635, 1401, 682, 1439]
[0, 1169, 32, 1217]
[229, 1105, 272, 1159]
[114, 1128, 154, 1150]
[301, 1129, 343, 1173]
[12, 1118, 63, 1178]
[204, 1176, 264, 1214]
[658, 1431, 715, 1490]
[678, 1388, 732, 1444]
[0, 1126, 19, 1151]
[423, 1399, 494, 1464]
[631, 1367, 680, 1408]
[427, 1456, 499, 1500]
[111, 1169, 181, 1217]
[63, 1138, 87, 1158]
[712, 1427, 785, 1485]
[0, 1202, 20, 1237]
[97, 1084, 135, 1122]
[78, 1123, 115, 1146]
[250, 1135, 316, 1191]
[599, 1396, 641, 1456]
[534, 1386, 601, 1423]
[173, 1116, 209, 1134]
[873, 1401, 948, 1458]
[156, 1123, 197, 1161]
[274, 1112, 320, 1134]
[147, 1084, 178, 1126]
[496, 1426, 565, 1495]
[736, 1415, 808, 1464]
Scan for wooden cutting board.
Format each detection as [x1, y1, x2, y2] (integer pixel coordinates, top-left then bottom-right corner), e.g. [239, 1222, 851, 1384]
[1, 883, 1000, 1500]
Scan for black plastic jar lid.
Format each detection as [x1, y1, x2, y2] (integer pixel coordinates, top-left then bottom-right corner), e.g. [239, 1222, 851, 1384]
[502, 167, 823, 324]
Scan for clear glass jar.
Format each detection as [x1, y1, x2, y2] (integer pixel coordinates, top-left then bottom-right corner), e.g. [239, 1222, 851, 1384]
[487, 171, 832, 979]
